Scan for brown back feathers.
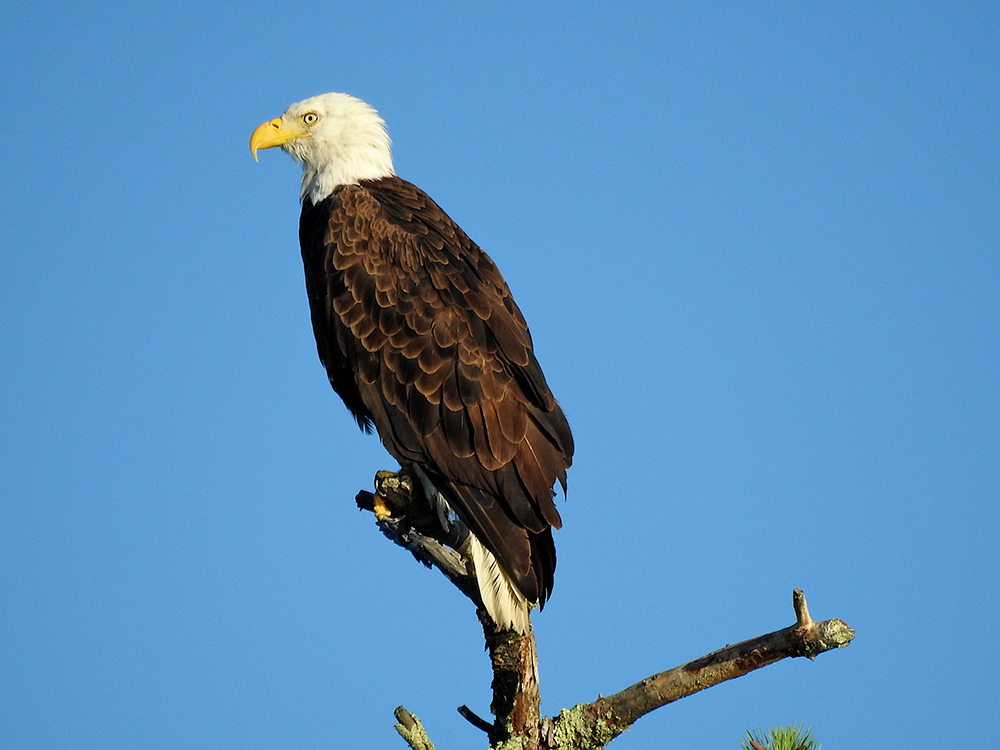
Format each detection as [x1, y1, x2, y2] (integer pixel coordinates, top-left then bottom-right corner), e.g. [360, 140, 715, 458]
[299, 176, 573, 607]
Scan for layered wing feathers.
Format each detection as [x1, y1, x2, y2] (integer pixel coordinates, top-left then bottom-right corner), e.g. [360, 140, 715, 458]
[299, 176, 572, 604]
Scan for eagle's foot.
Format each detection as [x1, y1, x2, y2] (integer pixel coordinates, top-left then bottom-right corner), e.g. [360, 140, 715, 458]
[373, 495, 392, 521]
[372, 470, 416, 520]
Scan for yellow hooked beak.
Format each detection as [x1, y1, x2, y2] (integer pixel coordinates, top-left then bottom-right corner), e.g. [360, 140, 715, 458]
[249, 117, 311, 161]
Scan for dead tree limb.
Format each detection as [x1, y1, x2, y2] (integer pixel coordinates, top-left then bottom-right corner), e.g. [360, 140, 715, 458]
[546, 588, 854, 748]
[393, 707, 435, 750]
[357, 470, 855, 749]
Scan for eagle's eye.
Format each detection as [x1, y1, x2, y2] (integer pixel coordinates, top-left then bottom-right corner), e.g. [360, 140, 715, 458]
[303, 112, 319, 126]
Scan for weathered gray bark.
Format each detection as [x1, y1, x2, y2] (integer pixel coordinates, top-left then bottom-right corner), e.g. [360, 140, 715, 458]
[357, 471, 855, 750]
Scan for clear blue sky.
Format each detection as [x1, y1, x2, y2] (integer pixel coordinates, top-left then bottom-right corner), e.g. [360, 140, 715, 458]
[2, 2, 997, 748]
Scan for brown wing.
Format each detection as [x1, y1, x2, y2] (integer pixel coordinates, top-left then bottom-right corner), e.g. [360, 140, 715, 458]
[299, 176, 573, 604]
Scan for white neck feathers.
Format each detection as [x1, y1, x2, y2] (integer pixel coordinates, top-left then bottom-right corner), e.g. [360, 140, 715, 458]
[279, 93, 395, 204]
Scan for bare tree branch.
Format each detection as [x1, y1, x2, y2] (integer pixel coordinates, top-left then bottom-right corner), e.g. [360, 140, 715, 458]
[458, 705, 493, 734]
[356, 471, 855, 749]
[549, 589, 853, 747]
[393, 707, 435, 750]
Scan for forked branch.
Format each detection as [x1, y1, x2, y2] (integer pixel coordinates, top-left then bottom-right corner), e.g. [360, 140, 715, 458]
[357, 471, 854, 750]
[546, 588, 854, 748]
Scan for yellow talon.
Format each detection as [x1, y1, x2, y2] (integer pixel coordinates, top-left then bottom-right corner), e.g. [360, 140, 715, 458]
[373, 496, 392, 520]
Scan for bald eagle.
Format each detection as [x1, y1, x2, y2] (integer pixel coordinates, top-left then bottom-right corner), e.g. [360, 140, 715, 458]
[250, 93, 573, 632]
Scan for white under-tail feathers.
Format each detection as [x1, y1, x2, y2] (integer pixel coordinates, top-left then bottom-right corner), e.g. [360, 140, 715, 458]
[411, 466, 531, 633]
[468, 534, 530, 633]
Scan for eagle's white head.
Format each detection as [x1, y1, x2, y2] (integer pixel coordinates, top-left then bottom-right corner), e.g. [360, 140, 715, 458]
[250, 92, 395, 203]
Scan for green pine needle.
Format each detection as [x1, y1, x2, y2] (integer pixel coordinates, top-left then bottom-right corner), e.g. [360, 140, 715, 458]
[741, 722, 821, 750]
